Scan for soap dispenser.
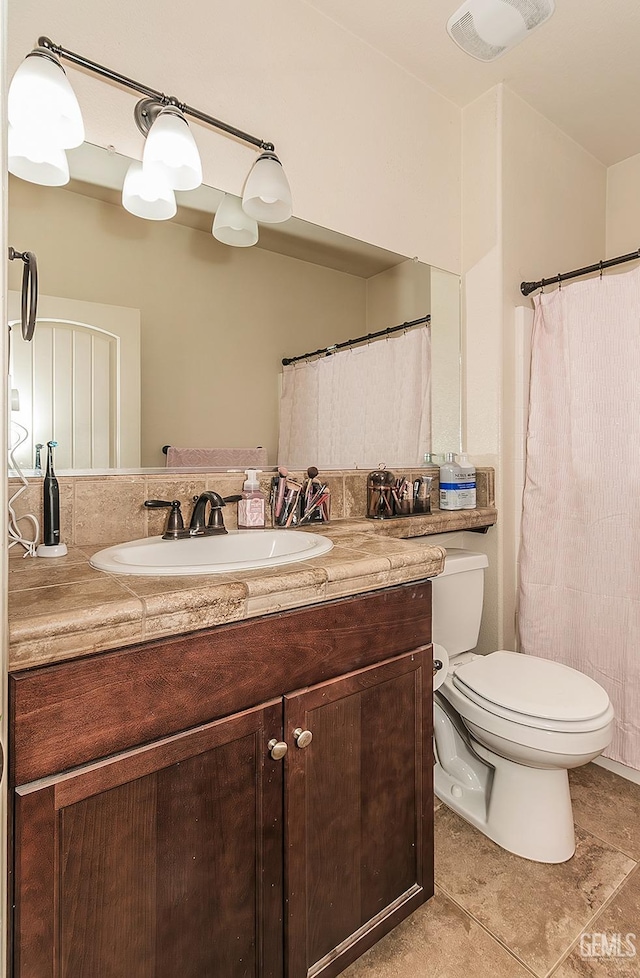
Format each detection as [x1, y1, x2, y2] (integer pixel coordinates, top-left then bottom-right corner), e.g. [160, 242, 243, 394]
[238, 470, 266, 529]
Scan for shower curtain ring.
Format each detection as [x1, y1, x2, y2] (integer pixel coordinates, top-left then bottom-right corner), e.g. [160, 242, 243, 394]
[599, 260, 603, 280]
[557, 274, 562, 290]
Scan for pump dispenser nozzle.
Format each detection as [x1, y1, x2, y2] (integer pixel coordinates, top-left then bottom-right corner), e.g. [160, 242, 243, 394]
[243, 469, 262, 490]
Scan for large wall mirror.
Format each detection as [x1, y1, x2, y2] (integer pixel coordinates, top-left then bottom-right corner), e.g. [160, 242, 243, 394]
[8, 143, 461, 473]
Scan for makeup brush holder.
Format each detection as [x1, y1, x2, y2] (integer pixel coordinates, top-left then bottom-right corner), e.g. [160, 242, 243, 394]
[367, 468, 396, 519]
[271, 478, 302, 527]
[367, 469, 433, 519]
[299, 479, 331, 525]
[270, 474, 331, 527]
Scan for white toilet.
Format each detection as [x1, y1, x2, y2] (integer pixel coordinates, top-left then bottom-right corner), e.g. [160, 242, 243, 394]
[432, 549, 614, 863]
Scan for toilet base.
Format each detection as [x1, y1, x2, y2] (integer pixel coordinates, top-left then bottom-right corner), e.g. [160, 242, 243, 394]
[434, 742, 575, 863]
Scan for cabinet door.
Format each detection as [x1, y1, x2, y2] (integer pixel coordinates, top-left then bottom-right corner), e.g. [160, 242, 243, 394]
[13, 700, 284, 978]
[284, 647, 433, 978]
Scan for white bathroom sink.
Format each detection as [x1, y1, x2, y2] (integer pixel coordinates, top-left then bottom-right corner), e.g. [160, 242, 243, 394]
[90, 529, 334, 576]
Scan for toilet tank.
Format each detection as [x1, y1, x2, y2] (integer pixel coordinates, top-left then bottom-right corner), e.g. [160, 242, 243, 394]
[432, 549, 489, 657]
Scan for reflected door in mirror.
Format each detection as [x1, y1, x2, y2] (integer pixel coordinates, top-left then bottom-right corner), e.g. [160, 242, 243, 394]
[9, 292, 141, 469]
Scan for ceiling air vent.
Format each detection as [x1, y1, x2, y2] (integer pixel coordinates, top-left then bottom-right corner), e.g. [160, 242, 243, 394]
[446, 0, 555, 62]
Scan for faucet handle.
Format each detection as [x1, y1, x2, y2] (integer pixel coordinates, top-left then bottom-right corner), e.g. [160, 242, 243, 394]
[144, 499, 185, 540]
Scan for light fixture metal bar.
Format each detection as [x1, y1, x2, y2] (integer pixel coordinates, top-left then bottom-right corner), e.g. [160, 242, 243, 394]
[38, 35, 275, 152]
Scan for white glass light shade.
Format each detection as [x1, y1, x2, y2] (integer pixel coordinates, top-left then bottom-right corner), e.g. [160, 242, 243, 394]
[8, 125, 69, 186]
[8, 50, 84, 149]
[122, 161, 177, 221]
[242, 152, 292, 224]
[142, 107, 202, 192]
[212, 194, 259, 247]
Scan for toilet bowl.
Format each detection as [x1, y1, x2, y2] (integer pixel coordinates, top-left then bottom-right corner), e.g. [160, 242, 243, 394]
[432, 551, 614, 863]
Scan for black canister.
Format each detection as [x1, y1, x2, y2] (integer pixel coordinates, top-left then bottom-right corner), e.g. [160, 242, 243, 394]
[367, 467, 395, 519]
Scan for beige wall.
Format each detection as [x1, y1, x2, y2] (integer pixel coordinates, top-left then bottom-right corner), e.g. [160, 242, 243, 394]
[7, 0, 461, 273]
[429, 267, 461, 456]
[606, 153, 640, 257]
[8, 179, 367, 465]
[461, 87, 503, 653]
[365, 260, 430, 332]
[462, 85, 607, 654]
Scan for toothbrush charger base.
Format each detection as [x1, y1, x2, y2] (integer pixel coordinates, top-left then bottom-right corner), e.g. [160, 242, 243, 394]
[36, 543, 68, 558]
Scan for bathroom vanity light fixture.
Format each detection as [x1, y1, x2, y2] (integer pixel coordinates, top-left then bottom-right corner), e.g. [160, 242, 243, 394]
[242, 151, 293, 224]
[7, 44, 84, 186]
[212, 193, 259, 247]
[8, 36, 293, 240]
[121, 161, 177, 221]
[8, 45, 85, 147]
[136, 101, 202, 192]
[8, 123, 70, 187]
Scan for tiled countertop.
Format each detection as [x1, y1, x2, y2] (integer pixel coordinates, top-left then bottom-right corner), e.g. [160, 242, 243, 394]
[8, 509, 496, 671]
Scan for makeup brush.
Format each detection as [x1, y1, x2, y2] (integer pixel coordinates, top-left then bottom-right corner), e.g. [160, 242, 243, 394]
[275, 465, 288, 519]
[299, 491, 329, 524]
[305, 466, 318, 510]
[283, 478, 303, 526]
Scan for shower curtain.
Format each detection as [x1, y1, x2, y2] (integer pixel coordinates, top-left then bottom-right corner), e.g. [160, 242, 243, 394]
[519, 266, 640, 769]
[278, 326, 431, 469]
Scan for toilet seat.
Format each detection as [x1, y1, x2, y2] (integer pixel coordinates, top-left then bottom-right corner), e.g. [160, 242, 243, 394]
[452, 651, 612, 733]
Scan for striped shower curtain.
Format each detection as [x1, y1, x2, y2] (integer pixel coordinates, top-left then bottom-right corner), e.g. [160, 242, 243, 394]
[519, 266, 640, 770]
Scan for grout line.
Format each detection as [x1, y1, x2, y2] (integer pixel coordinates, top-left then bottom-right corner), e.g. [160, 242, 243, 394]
[435, 823, 638, 978]
[434, 879, 541, 977]
[72, 478, 77, 545]
[571, 813, 640, 863]
[544, 863, 640, 977]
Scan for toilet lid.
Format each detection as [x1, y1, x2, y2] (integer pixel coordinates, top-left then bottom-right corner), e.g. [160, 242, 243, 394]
[453, 651, 610, 722]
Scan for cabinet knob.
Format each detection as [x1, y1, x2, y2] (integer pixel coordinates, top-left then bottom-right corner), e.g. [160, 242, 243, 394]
[293, 727, 313, 749]
[268, 738, 288, 760]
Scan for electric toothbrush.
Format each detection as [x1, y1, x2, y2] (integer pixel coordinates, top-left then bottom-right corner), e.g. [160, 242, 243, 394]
[36, 440, 67, 557]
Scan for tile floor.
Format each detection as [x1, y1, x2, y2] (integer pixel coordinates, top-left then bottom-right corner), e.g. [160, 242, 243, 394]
[342, 763, 640, 978]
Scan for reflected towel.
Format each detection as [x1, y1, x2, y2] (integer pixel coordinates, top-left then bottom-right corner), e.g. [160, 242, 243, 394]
[166, 447, 268, 468]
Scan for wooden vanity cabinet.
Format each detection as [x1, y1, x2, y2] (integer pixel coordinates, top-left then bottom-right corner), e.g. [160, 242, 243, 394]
[14, 700, 285, 978]
[10, 582, 434, 978]
[285, 649, 432, 978]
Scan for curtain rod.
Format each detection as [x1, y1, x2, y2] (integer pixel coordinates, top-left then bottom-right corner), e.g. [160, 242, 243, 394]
[281, 315, 431, 366]
[520, 247, 640, 297]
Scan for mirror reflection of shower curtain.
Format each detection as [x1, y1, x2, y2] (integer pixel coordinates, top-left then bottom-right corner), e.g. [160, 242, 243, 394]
[277, 326, 431, 469]
[518, 266, 640, 770]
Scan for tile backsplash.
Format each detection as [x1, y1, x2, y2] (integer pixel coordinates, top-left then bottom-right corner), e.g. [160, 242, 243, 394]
[9, 467, 495, 548]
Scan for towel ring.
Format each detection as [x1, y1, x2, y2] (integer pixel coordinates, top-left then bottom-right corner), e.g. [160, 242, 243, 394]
[8, 247, 38, 341]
